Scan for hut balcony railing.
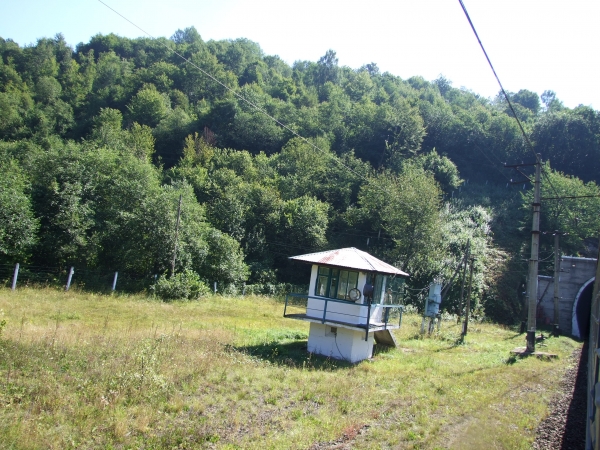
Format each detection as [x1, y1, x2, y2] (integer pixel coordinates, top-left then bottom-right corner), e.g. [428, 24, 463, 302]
[284, 293, 404, 338]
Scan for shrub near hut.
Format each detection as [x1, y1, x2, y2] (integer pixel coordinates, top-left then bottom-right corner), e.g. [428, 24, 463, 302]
[151, 270, 210, 301]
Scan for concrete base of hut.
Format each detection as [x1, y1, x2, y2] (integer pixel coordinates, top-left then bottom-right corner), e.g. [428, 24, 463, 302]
[307, 322, 374, 363]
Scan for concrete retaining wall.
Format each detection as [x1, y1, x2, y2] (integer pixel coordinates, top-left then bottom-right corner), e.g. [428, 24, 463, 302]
[538, 256, 597, 336]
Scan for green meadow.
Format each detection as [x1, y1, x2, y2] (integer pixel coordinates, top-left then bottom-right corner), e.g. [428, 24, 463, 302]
[0, 288, 580, 449]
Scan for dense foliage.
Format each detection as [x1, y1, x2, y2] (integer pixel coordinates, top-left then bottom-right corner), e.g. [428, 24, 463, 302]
[1, 29, 599, 322]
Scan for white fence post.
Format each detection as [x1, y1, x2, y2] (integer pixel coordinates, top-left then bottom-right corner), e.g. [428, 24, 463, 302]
[11, 263, 19, 291]
[214, 281, 217, 295]
[112, 271, 118, 291]
[65, 267, 74, 291]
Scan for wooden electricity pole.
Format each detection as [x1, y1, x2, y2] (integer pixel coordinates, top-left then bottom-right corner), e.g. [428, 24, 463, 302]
[457, 240, 470, 324]
[171, 194, 182, 278]
[462, 258, 475, 336]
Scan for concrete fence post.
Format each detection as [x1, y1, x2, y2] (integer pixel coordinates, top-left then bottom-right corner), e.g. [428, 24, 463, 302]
[112, 271, 118, 291]
[65, 267, 74, 291]
[11, 263, 19, 291]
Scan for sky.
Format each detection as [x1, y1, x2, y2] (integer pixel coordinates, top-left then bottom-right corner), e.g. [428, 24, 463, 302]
[0, 0, 598, 109]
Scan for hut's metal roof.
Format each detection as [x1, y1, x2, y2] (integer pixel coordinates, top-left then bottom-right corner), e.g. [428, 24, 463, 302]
[289, 247, 409, 277]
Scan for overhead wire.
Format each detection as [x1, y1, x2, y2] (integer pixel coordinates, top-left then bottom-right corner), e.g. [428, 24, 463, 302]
[96, 0, 375, 190]
[456, 0, 538, 165]
[97, 0, 585, 291]
[457, 0, 582, 228]
[95, 0, 466, 292]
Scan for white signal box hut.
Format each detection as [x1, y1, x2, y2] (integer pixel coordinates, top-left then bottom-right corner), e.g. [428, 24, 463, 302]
[284, 247, 409, 363]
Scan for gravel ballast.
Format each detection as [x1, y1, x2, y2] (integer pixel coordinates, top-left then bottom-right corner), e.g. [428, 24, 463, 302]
[533, 344, 587, 450]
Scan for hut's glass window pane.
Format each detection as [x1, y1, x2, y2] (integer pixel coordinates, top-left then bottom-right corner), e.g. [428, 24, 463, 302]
[348, 271, 358, 291]
[314, 266, 358, 300]
[315, 266, 331, 297]
[336, 270, 359, 300]
[373, 274, 386, 304]
[316, 275, 329, 296]
[386, 276, 405, 305]
[337, 271, 349, 300]
[328, 269, 339, 299]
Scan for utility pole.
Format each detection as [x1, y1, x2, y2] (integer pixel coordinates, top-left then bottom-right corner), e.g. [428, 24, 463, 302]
[505, 158, 541, 352]
[171, 194, 182, 278]
[457, 240, 470, 324]
[462, 258, 475, 336]
[526, 160, 541, 352]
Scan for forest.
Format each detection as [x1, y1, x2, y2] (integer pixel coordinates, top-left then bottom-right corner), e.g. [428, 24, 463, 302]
[1, 27, 599, 322]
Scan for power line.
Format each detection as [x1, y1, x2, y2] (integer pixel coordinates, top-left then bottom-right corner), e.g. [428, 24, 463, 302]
[541, 194, 600, 200]
[96, 0, 375, 189]
[457, 0, 581, 227]
[456, 0, 538, 165]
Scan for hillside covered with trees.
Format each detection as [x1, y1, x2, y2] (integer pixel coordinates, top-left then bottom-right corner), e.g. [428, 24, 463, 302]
[1, 28, 599, 322]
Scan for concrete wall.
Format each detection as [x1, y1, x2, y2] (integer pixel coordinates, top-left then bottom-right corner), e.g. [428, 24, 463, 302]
[538, 256, 597, 336]
[307, 322, 374, 363]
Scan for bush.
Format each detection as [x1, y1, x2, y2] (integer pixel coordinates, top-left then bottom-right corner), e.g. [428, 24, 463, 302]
[151, 270, 210, 301]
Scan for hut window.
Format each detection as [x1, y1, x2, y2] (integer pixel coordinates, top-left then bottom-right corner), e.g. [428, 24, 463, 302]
[315, 266, 358, 300]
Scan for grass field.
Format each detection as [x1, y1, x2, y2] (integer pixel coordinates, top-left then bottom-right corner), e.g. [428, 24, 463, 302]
[0, 288, 581, 449]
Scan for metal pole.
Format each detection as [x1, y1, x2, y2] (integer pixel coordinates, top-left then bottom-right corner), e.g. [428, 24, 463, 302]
[366, 299, 371, 341]
[11, 263, 19, 291]
[112, 271, 119, 291]
[421, 296, 429, 334]
[457, 240, 470, 323]
[553, 233, 561, 335]
[171, 194, 182, 278]
[65, 267, 75, 291]
[462, 258, 475, 336]
[526, 159, 541, 352]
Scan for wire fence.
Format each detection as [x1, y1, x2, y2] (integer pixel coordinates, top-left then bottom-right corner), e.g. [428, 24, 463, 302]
[0, 263, 153, 293]
[0, 263, 309, 298]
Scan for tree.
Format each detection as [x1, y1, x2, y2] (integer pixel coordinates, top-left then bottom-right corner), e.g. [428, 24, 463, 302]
[126, 85, 171, 128]
[376, 99, 426, 170]
[522, 164, 600, 258]
[532, 106, 600, 183]
[0, 157, 38, 263]
[316, 50, 339, 86]
[153, 107, 194, 166]
[29, 141, 98, 267]
[409, 149, 463, 193]
[199, 228, 249, 287]
[355, 166, 443, 277]
[90, 108, 155, 161]
[280, 195, 329, 251]
[512, 89, 540, 114]
[541, 90, 564, 112]
[274, 137, 330, 200]
[170, 27, 203, 46]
